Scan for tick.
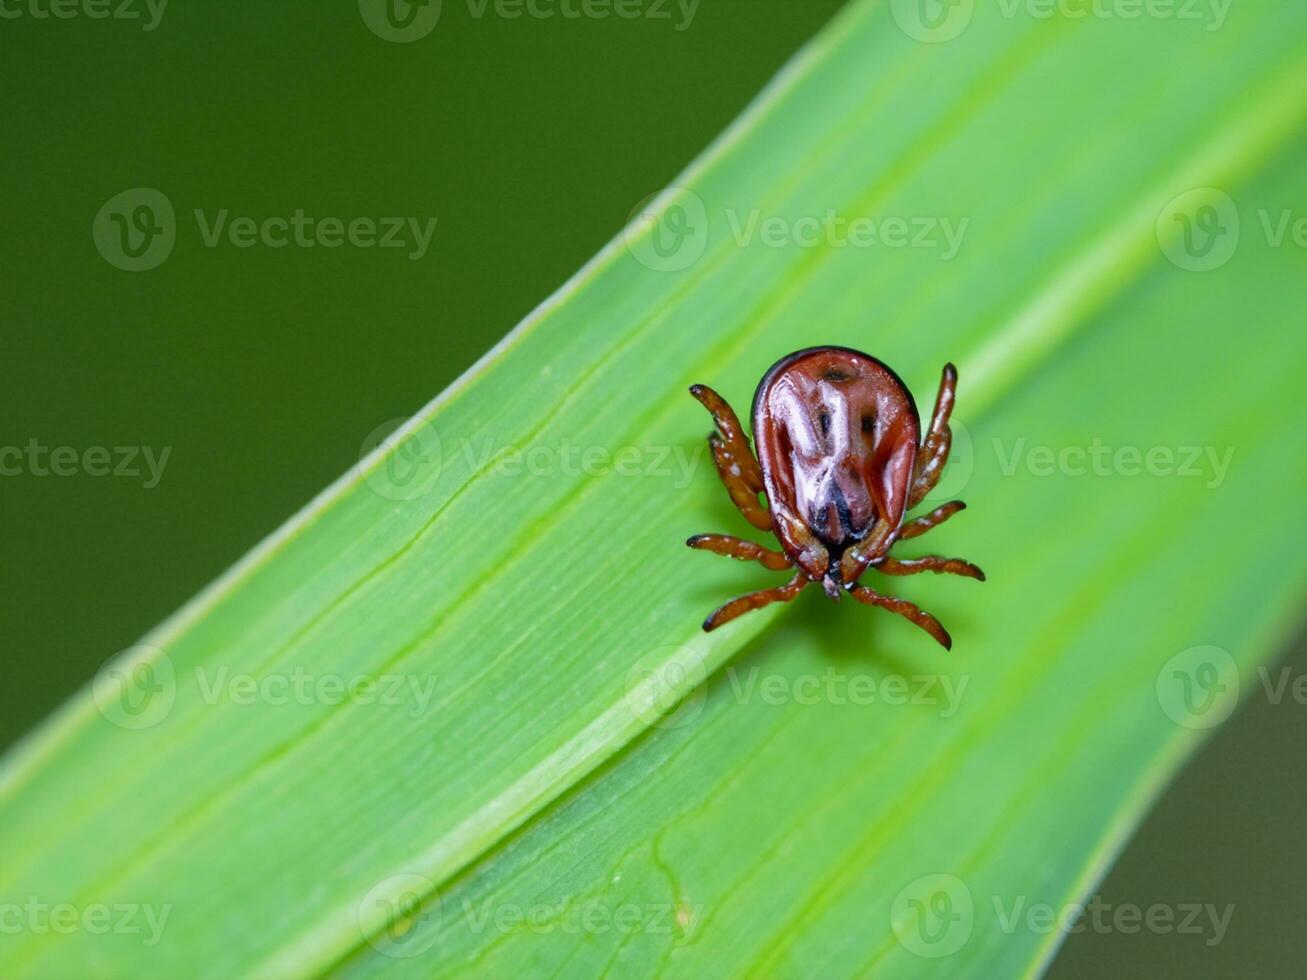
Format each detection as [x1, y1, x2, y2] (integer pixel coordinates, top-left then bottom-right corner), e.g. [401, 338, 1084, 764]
[686, 346, 984, 648]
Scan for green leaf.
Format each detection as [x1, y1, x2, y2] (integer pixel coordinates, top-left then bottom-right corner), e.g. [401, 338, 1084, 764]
[4, 3, 1307, 977]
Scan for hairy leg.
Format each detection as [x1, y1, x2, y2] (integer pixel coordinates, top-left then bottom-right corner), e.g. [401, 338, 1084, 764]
[897, 501, 966, 541]
[875, 555, 985, 581]
[702, 573, 809, 632]
[687, 534, 793, 570]
[849, 582, 952, 649]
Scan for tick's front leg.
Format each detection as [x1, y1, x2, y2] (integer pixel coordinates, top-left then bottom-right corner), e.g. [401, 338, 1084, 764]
[908, 363, 956, 508]
[708, 433, 771, 530]
[691, 384, 771, 530]
[703, 573, 809, 632]
[686, 534, 793, 570]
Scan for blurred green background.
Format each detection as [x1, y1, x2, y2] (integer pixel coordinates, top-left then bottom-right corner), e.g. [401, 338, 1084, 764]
[2, 1, 1304, 976]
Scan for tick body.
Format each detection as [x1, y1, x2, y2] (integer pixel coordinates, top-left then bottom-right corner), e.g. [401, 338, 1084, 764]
[687, 346, 983, 648]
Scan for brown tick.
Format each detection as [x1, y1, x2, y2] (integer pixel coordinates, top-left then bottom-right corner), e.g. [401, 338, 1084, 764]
[687, 346, 983, 648]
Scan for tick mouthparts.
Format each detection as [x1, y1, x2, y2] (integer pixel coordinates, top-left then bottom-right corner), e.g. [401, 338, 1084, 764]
[822, 574, 843, 601]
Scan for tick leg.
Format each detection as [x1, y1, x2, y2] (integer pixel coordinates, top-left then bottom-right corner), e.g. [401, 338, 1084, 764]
[703, 573, 808, 632]
[897, 501, 965, 541]
[908, 363, 956, 508]
[691, 384, 771, 530]
[849, 582, 952, 650]
[687, 534, 793, 570]
[709, 433, 772, 530]
[690, 385, 763, 487]
[874, 555, 986, 581]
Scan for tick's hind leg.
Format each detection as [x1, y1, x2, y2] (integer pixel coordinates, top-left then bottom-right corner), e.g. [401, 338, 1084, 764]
[703, 573, 808, 632]
[875, 555, 985, 581]
[898, 501, 965, 541]
[691, 384, 770, 531]
[908, 364, 956, 508]
[849, 582, 952, 649]
[687, 534, 793, 570]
